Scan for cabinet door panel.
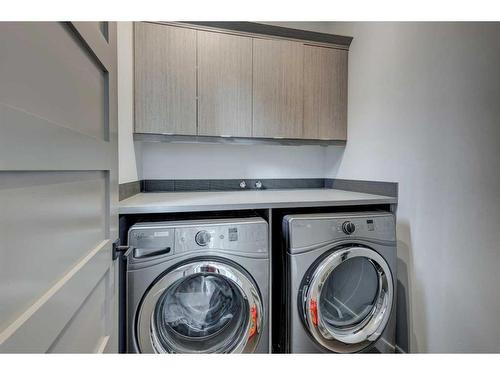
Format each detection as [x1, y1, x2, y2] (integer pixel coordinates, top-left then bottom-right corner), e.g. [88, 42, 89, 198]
[198, 31, 252, 137]
[252, 39, 304, 139]
[134, 22, 196, 135]
[303, 45, 347, 140]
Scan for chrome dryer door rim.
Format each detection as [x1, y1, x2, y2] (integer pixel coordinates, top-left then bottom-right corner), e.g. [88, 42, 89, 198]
[300, 246, 393, 353]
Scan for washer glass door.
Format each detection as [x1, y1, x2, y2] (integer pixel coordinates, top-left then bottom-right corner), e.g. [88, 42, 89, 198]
[137, 260, 262, 353]
[301, 246, 393, 353]
[153, 274, 247, 352]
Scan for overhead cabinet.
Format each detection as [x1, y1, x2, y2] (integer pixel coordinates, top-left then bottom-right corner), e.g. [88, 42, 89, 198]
[134, 22, 197, 135]
[197, 31, 253, 137]
[303, 45, 348, 140]
[133, 22, 351, 142]
[252, 39, 304, 139]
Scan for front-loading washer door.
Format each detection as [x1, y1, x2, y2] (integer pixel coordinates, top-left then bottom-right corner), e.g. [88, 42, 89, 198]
[299, 246, 394, 353]
[137, 259, 263, 353]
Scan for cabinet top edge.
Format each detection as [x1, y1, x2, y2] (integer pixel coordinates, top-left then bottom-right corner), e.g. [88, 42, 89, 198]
[141, 21, 352, 50]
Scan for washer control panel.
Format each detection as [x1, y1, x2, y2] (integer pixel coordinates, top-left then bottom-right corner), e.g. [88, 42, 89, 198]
[176, 222, 268, 255]
[127, 218, 268, 259]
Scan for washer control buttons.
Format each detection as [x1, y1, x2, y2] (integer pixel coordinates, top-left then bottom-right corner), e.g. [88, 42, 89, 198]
[195, 230, 212, 246]
[342, 221, 356, 235]
[228, 227, 238, 242]
[367, 219, 375, 231]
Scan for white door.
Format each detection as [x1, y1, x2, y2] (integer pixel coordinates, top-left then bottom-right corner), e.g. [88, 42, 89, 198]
[0, 22, 118, 353]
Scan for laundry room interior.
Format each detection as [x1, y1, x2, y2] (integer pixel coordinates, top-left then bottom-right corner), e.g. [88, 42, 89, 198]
[1, 2, 500, 370]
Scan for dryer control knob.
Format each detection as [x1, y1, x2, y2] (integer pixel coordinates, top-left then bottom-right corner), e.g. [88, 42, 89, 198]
[195, 230, 211, 246]
[342, 221, 356, 235]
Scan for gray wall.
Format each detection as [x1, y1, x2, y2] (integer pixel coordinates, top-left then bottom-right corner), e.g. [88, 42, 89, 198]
[140, 142, 334, 179]
[324, 22, 500, 353]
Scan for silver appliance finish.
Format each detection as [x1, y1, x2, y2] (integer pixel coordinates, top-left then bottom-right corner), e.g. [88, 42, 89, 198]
[284, 212, 397, 353]
[126, 218, 269, 353]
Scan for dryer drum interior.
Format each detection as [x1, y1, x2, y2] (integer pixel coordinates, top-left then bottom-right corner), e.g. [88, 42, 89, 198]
[300, 246, 394, 353]
[137, 260, 263, 353]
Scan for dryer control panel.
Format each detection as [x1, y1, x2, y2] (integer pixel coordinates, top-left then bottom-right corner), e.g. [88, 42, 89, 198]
[284, 212, 396, 252]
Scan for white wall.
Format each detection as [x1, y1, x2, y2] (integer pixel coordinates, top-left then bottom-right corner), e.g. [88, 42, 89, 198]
[325, 22, 500, 353]
[141, 142, 329, 179]
[117, 21, 342, 182]
[117, 22, 141, 183]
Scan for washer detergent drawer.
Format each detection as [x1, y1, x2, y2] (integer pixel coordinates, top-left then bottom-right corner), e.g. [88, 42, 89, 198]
[128, 227, 175, 259]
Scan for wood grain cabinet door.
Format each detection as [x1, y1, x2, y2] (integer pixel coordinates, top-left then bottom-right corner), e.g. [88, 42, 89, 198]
[134, 22, 197, 135]
[252, 38, 304, 139]
[303, 45, 348, 140]
[197, 31, 252, 137]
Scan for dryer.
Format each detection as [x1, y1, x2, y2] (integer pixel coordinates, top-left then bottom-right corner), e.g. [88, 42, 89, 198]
[283, 212, 396, 353]
[126, 218, 269, 353]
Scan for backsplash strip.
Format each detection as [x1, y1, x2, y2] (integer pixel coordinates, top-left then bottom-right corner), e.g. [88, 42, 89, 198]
[119, 181, 141, 201]
[120, 178, 398, 201]
[325, 178, 399, 198]
[142, 178, 325, 193]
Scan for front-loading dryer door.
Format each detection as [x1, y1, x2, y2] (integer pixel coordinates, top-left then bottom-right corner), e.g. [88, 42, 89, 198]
[299, 246, 394, 353]
[136, 258, 263, 353]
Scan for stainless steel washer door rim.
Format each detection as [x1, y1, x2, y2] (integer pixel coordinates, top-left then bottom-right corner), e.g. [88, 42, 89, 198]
[137, 260, 263, 353]
[301, 247, 393, 353]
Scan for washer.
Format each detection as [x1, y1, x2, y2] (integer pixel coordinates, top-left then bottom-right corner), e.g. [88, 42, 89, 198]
[283, 212, 396, 353]
[126, 217, 269, 353]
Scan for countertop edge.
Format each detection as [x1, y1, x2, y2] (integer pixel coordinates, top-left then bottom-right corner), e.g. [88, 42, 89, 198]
[118, 197, 397, 215]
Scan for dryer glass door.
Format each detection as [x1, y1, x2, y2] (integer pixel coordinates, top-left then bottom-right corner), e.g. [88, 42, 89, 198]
[301, 246, 393, 353]
[137, 260, 263, 353]
[320, 256, 379, 328]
